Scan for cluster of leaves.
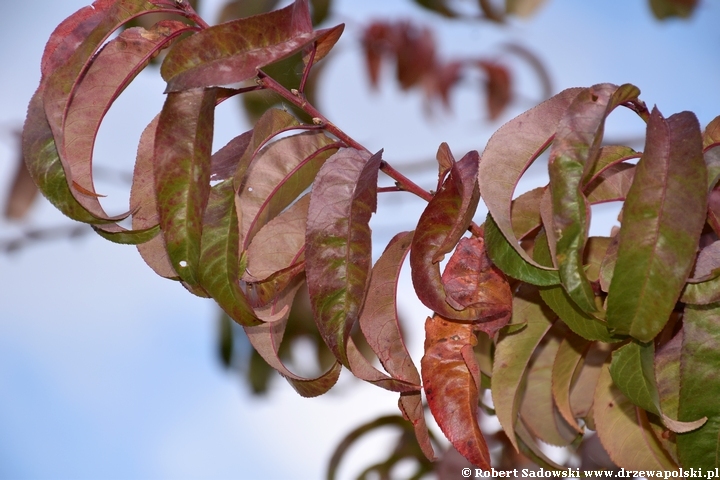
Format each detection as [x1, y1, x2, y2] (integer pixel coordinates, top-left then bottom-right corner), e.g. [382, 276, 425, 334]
[23, 0, 720, 475]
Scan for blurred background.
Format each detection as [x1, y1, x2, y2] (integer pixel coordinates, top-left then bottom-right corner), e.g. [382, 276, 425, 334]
[1, 0, 719, 478]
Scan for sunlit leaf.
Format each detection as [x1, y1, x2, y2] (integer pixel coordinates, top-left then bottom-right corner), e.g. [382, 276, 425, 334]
[306, 148, 382, 367]
[677, 303, 720, 468]
[410, 152, 482, 320]
[492, 284, 554, 451]
[422, 314, 490, 468]
[606, 109, 706, 342]
[161, 0, 344, 91]
[479, 87, 582, 272]
[153, 88, 216, 287]
[594, 363, 678, 469]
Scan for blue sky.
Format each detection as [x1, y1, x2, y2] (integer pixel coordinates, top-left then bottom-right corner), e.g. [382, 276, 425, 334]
[0, 1, 719, 479]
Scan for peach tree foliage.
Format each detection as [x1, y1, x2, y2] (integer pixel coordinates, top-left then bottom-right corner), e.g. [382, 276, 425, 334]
[23, 0, 720, 473]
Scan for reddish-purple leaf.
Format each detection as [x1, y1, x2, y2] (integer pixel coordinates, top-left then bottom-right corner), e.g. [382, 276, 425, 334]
[548, 83, 639, 313]
[606, 109, 706, 342]
[359, 231, 420, 384]
[237, 131, 338, 249]
[244, 279, 342, 397]
[410, 151, 481, 320]
[422, 314, 491, 469]
[161, 0, 344, 91]
[478, 61, 512, 120]
[345, 338, 418, 393]
[479, 87, 582, 271]
[154, 88, 216, 287]
[306, 148, 382, 367]
[441, 236, 512, 337]
[130, 116, 177, 279]
[42, 0, 165, 221]
[245, 194, 309, 283]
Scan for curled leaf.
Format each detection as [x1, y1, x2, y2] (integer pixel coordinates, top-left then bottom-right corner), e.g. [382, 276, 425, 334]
[421, 314, 490, 468]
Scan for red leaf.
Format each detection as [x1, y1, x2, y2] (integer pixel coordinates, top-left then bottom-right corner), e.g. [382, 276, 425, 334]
[422, 314, 491, 469]
[153, 88, 216, 287]
[306, 148, 382, 367]
[410, 151, 481, 320]
[478, 61, 512, 120]
[161, 0, 344, 91]
[441, 236, 512, 337]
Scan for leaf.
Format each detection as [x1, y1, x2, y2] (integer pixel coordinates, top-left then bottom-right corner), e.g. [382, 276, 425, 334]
[58, 22, 190, 220]
[505, 0, 547, 17]
[594, 363, 678, 469]
[440, 236, 512, 337]
[421, 314, 490, 468]
[4, 142, 39, 220]
[606, 109, 706, 342]
[216, 0, 280, 24]
[42, 0, 164, 220]
[398, 391, 437, 462]
[153, 88, 217, 287]
[677, 303, 720, 468]
[585, 163, 635, 204]
[548, 83, 639, 314]
[435, 142, 454, 188]
[161, 0, 344, 91]
[518, 324, 578, 446]
[649, 0, 697, 19]
[569, 341, 612, 423]
[237, 131, 338, 249]
[245, 195, 309, 282]
[491, 284, 554, 451]
[478, 87, 582, 272]
[131, 116, 177, 279]
[534, 229, 621, 342]
[510, 187, 544, 240]
[198, 179, 263, 326]
[410, 151, 482, 320]
[305, 148, 382, 367]
[92, 223, 160, 245]
[478, 61, 512, 120]
[484, 214, 560, 286]
[244, 279, 342, 397]
[552, 332, 589, 433]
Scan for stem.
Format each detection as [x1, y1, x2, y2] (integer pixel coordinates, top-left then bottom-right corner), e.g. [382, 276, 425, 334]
[177, 0, 210, 29]
[299, 44, 317, 93]
[257, 70, 435, 202]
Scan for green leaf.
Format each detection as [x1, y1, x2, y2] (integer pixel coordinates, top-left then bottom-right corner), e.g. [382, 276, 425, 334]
[491, 284, 554, 451]
[237, 131, 338, 249]
[479, 87, 582, 272]
[92, 223, 160, 245]
[649, 0, 697, 19]
[534, 229, 621, 342]
[610, 341, 661, 415]
[410, 152, 482, 320]
[594, 363, 678, 469]
[305, 148, 382, 367]
[678, 303, 720, 468]
[198, 179, 262, 326]
[484, 214, 560, 286]
[606, 109, 706, 342]
[548, 83, 640, 314]
[153, 88, 217, 287]
[161, 0, 344, 91]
